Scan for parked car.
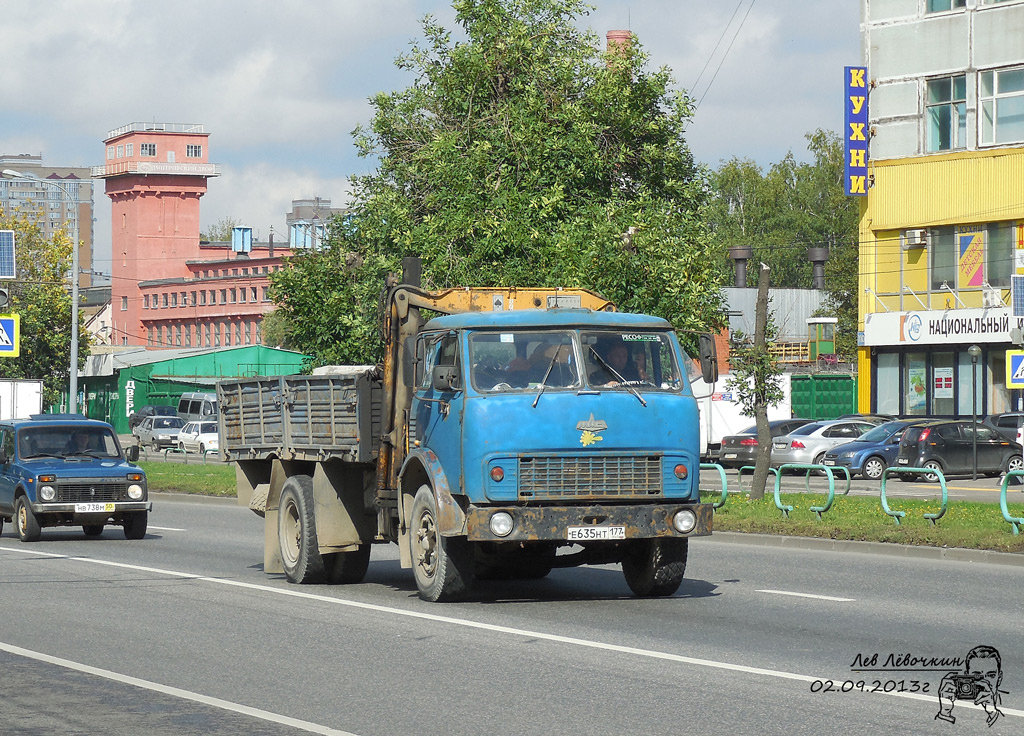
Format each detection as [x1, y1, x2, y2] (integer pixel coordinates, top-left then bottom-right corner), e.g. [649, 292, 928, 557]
[822, 419, 926, 480]
[895, 420, 1024, 482]
[0, 414, 149, 541]
[127, 404, 177, 431]
[133, 415, 186, 450]
[177, 420, 219, 453]
[837, 413, 896, 426]
[771, 419, 877, 468]
[718, 419, 813, 468]
[980, 412, 1024, 447]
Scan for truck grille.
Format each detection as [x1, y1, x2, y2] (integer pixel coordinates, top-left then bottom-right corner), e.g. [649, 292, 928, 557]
[518, 455, 663, 500]
[56, 482, 128, 503]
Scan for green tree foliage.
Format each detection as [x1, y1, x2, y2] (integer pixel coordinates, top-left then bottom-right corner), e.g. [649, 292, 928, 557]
[271, 0, 725, 366]
[201, 216, 239, 243]
[0, 208, 88, 406]
[708, 129, 858, 289]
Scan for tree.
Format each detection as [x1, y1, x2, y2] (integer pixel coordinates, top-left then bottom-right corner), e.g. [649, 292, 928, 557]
[725, 265, 784, 500]
[201, 216, 239, 243]
[708, 129, 858, 292]
[0, 207, 88, 407]
[272, 0, 725, 366]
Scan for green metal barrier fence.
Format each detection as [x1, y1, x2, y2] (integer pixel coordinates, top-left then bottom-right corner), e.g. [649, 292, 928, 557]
[999, 470, 1024, 535]
[700, 463, 729, 510]
[774, 464, 838, 519]
[879, 467, 947, 525]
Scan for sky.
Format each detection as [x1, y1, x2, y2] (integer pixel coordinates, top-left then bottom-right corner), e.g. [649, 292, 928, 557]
[0, 0, 861, 278]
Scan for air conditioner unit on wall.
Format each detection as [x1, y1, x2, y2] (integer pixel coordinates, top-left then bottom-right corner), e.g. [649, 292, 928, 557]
[902, 228, 928, 250]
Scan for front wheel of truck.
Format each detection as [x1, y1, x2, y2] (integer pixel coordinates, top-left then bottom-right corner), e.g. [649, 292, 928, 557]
[278, 476, 326, 584]
[410, 485, 474, 602]
[621, 538, 688, 597]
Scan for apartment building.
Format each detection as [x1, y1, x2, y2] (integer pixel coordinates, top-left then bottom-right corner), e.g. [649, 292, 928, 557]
[858, 0, 1024, 416]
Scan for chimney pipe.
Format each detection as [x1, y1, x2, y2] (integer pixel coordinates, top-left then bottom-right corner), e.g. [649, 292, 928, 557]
[807, 246, 829, 289]
[728, 245, 754, 287]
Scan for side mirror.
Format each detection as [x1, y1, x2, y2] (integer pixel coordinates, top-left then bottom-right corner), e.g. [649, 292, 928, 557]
[431, 365, 459, 392]
[698, 333, 719, 384]
[125, 445, 140, 462]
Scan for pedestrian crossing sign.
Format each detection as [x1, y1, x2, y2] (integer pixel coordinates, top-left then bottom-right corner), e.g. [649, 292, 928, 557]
[1008, 351, 1024, 388]
[0, 314, 19, 357]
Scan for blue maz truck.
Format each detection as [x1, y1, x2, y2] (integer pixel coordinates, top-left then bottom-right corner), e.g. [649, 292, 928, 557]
[218, 260, 718, 601]
[0, 415, 150, 541]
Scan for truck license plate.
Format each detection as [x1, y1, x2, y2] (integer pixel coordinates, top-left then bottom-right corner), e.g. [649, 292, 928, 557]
[567, 525, 625, 541]
[75, 502, 115, 513]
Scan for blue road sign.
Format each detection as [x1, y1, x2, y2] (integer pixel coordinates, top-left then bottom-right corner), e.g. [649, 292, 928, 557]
[1007, 351, 1024, 389]
[0, 315, 20, 357]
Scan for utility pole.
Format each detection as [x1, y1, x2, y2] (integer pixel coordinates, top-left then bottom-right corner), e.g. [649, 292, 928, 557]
[750, 263, 773, 500]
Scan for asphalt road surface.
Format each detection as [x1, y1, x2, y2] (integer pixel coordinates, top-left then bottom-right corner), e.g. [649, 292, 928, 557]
[0, 495, 1021, 735]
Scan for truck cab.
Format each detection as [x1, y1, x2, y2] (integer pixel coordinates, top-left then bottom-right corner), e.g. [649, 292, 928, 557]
[0, 415, 150, 541]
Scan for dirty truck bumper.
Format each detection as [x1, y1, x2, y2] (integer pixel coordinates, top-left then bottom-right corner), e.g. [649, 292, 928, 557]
[465, 502, 713, 543]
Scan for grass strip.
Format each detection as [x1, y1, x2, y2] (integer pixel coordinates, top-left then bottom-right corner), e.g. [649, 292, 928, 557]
[703, 491, 1024, 554]
[138, 461, 236, 497]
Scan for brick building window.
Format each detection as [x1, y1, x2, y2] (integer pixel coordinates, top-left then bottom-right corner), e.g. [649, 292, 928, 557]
[140, 143, 157, 157]
[926, 75, 966, 152]
[186, 144, 203, 157]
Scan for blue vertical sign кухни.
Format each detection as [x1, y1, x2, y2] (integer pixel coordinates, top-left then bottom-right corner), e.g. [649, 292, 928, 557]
[845, 66, 868, 197]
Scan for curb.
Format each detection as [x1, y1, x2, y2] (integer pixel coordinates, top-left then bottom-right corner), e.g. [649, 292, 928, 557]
[150, 492, 238, 506]
[700, 531, 1024, 567]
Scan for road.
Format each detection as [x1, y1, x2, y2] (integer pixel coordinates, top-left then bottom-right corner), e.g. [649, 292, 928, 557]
[0, 496, 1021, 735]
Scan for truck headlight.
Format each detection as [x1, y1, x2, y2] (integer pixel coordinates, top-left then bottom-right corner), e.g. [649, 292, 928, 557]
[39, 485, 56, 502]
[672, 509, 697, 534]
[489, 511, 514, 537]
[127, 484, 144, 500]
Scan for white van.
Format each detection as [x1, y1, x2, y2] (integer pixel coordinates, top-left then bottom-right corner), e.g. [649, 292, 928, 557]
[177, 392, 218, 422]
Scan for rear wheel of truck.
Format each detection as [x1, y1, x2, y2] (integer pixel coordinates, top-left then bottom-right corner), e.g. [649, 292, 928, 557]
[410, 485, 474, 602]
[278, 476, 326, 584]
[326, 545, 371, 584]
[621, 538, 688, 597]
[83, 524, 104, 537]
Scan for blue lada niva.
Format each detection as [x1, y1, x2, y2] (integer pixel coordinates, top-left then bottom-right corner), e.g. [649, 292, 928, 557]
[0, 414, 150, 541]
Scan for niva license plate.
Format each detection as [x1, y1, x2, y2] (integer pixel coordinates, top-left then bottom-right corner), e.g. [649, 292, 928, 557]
[75, 502, 115, 513]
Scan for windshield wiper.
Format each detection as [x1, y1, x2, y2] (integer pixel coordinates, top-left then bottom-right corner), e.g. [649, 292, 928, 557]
[532, 351, 561, 408]
[64, 450, 105, 458]
[23, 452, 62, 459]
[587, 346, 647, 406]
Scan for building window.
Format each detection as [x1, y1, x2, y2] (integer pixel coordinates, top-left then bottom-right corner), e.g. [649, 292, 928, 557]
[175, 325, 182, 347]
[230, 288, 237, 303]
[926, 75, 967, 152]
[140, 143, 157, 157]
[980, 66, 1024, 146]
[926, 0, 965, 10]
[245, 320, 252, 345]
[126, 143, 133, 156]
[190, 291, 197, 306]
[235, 321, 242, 345]
[143, 295, 150, 309]
[239, 288, 246, 303]
[987, 222, 1014, 287]
[185, 324, 192, 347]
[121, 296, 128, 311]
[199, 291, 206, 306]
[186, 144, 202, 158]
[107, 146, 115, 160]
[220, 289, 227, 304]
[251, 287, 258, 302]
[930, 226, 957, 291]
[162, 293, 169, 308]
[214, 323, 221, 347]
[262, 287, 270, 301]
[205, 323, 212, 347]
[209, 289, 216, 304]
[147, 328, 154, 347]
[225, 323, 232, 346]
[116, 145, 124, 158]
[171, 293, 178, 308]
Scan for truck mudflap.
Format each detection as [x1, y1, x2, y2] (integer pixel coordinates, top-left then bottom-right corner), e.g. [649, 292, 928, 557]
[464, 502, 712, 543]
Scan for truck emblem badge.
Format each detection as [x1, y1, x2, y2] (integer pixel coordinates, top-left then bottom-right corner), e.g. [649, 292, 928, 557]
[576, 413, 607, 447]
[90, 487, 96, 497]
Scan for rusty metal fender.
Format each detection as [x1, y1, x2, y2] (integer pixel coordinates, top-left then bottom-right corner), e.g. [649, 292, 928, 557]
[399, 448, 467, 536]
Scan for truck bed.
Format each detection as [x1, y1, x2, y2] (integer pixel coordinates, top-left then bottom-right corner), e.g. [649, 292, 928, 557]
[217, 368, 382, 463]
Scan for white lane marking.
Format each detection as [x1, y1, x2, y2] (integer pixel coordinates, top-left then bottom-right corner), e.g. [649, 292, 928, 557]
[147, 526, 186, 531]
[757, 589, 855, 602]
[0, 640, 357, 736]
[1, 545, 1021, 721]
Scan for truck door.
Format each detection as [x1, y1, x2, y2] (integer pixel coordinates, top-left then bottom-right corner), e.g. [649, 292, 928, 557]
[413, 332, 465, 494]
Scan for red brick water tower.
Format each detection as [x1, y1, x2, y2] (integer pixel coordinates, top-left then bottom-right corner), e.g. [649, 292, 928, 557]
[94, 123, 218, 346]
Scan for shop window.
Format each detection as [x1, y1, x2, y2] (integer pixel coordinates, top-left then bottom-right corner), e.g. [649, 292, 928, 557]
[930, 226, 957, 290]
[957, 352, 982, 416]
[926, 75, 966, 152]
[987, 223, 1014, 287]
[932, 353, 955, 416]
[980, 66, 1024, 146]
[904, 352, 928, 415]
[876, 353, 900, 415]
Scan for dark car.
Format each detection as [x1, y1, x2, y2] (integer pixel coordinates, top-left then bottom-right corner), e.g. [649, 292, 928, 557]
[823, 419, 925, 480]
[895, 420, 1023, 482]
[718, 419, 812, 469]
[128, 405, 177, 431]
[980, 412, 1024, 446]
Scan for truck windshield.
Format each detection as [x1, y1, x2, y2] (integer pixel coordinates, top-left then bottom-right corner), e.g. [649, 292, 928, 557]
[581, 331, 683, 391]
[469, 331, 579, 392]
[19, 426, 121, 459]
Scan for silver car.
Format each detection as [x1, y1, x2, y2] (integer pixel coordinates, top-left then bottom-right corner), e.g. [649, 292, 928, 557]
[771, 419, 876, 468]
[133, 415, 186, 449]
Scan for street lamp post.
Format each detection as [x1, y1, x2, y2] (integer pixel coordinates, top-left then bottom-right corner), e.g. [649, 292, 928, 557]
[968, 344, 982, 480]
[1, 169, 80, 414]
